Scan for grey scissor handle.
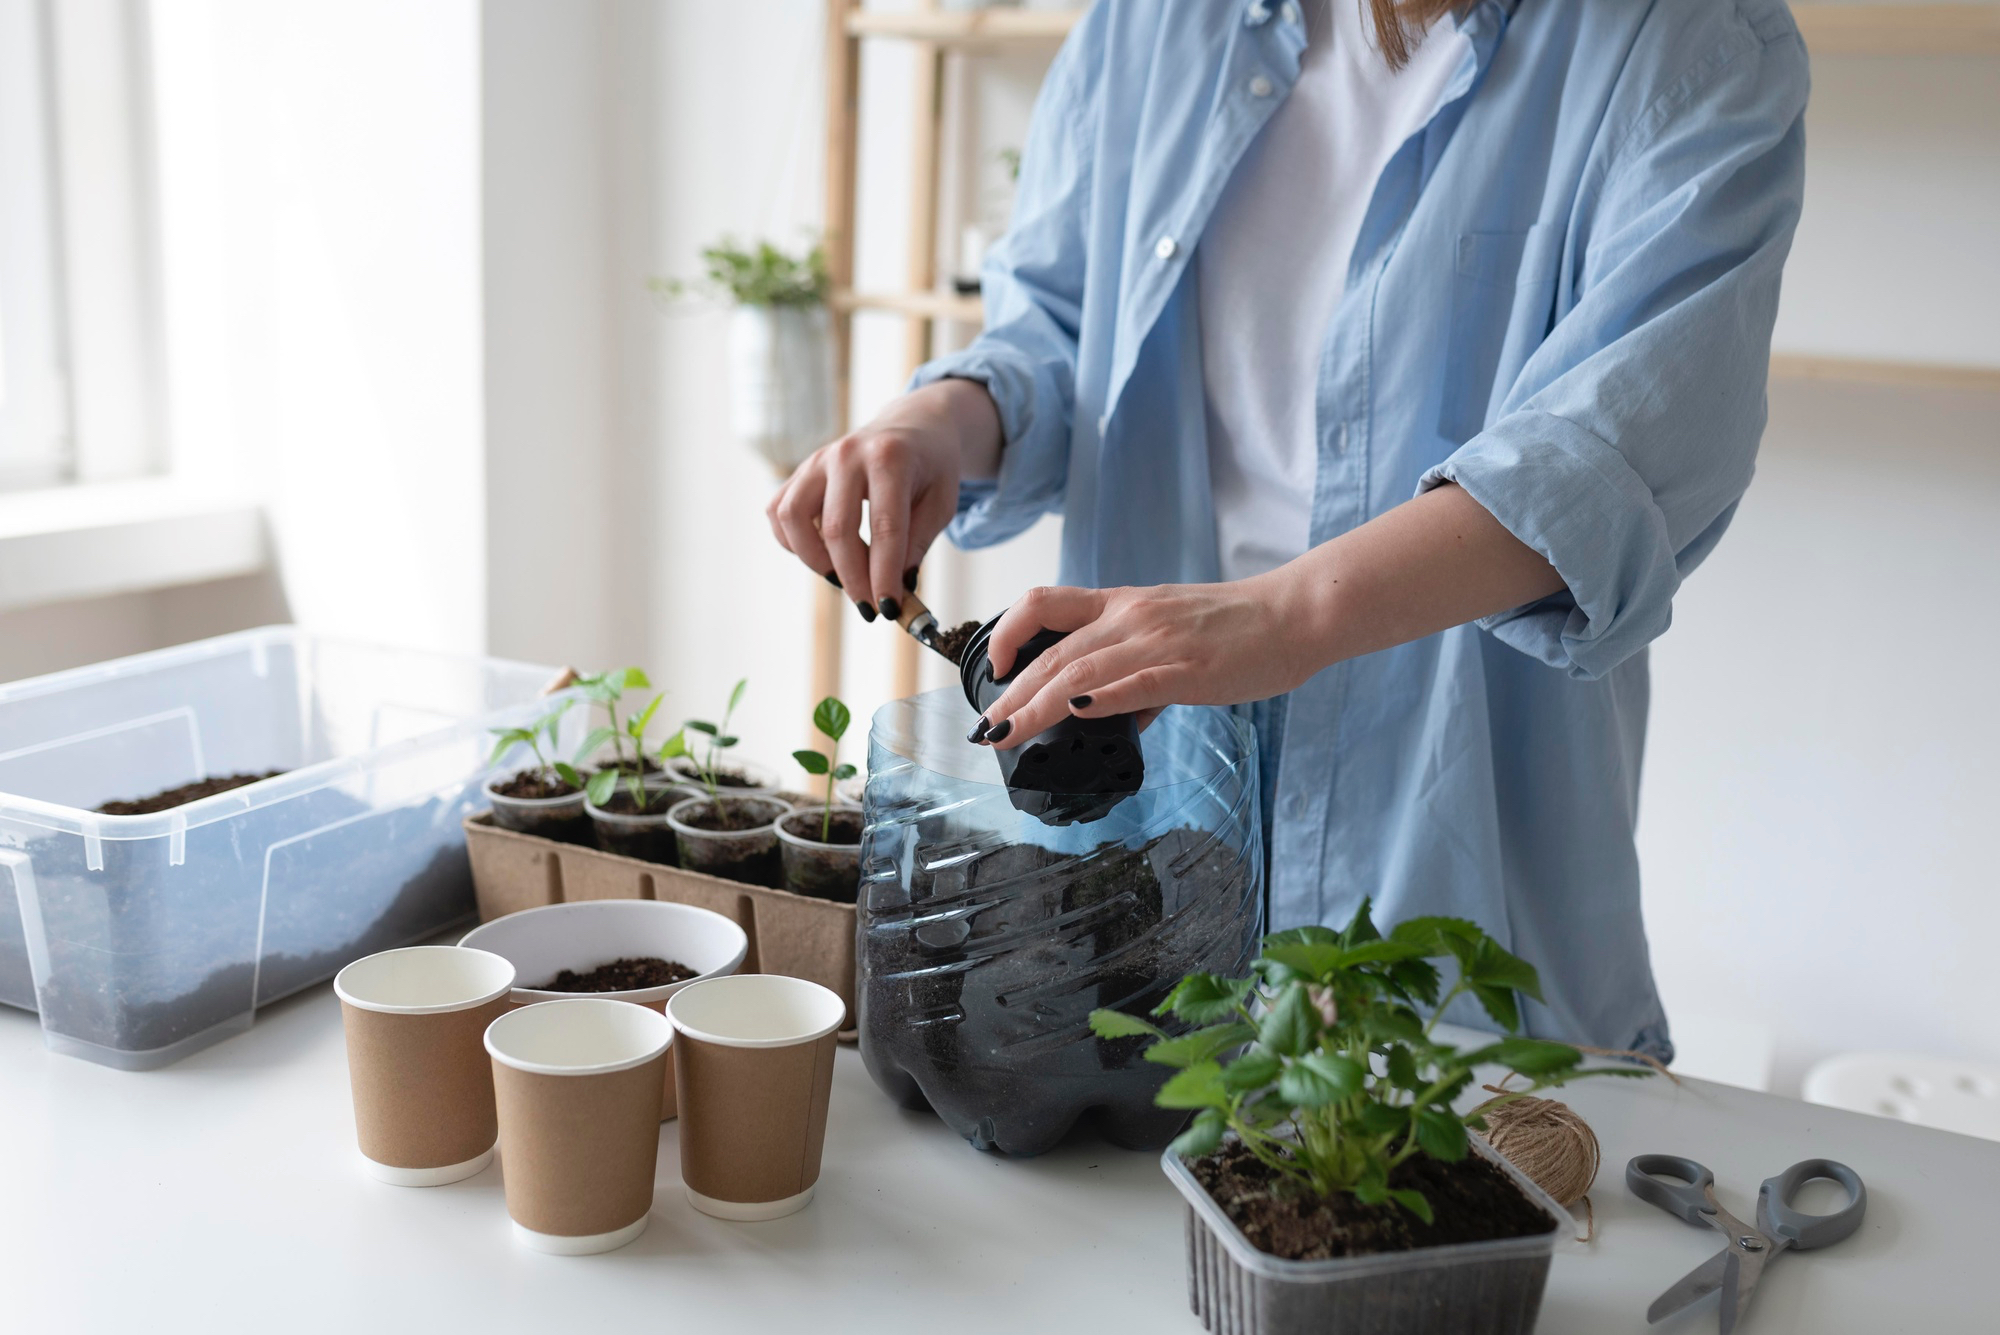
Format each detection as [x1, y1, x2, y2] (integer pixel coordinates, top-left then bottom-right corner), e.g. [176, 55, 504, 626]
[1626, 1154, 1718, 1226]
[1758, 1159, 1866, 1250]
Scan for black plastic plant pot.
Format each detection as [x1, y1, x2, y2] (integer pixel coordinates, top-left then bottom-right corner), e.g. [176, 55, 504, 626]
[958, 615, 1143, 826]
[1162, 1140, 1570, 1335]
[774, 806, 863, 903]
[667, 795, 790, 888]
[484, 774, 591, 844]
[584, 786, 693, 865]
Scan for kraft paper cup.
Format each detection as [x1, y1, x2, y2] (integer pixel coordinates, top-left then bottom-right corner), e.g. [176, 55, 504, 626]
[485, 998, 673, 1255]
[666, 974, 845, 1221]
[334, 945, 517, 1186]
[460, 900, 748, 1120]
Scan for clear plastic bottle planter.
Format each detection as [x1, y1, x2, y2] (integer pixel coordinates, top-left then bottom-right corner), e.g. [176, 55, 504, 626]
[774, 805, 864, 903]
[1163, 1139, 1570, 1335]
[0, 628, 569, 1069]
[858, 690, 1262, 1155]
[668, 795, 790, 888]
[484, 775, 591, 845]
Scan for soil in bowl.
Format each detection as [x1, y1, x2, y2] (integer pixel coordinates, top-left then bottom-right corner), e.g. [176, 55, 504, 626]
[672, 797, 785, 888]
[95, 770, 287, 816]
[777, 807, 863, 903]
[538, 956, 696, 992]
[1189, 1140, 1556, 1261]
[590, 787, 681, 865]
[930, 619, 981, 667]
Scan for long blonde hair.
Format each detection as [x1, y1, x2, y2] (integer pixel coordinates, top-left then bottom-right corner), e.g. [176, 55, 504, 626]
[1365, 0, 1463, 69]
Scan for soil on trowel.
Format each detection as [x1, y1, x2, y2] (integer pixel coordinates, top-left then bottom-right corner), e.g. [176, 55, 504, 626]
[931, 620, 981, 667]
[96, 770, 287, 816]
[1189, 1140, 1556, 1261]
[492, 770, 579, 800]
[540, 956, 696, 992]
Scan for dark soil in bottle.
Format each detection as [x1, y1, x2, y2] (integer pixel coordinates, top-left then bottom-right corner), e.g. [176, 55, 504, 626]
[930, 619, 981, 666]
[95, 770, 287, 816]
[590, 787, 679, 865]
[859, 823, 1260, 1156]
[491, 770, 579, 800]
[1189, 1140, 1556, 1261]
[779, 809, 863, 903]
[537, 955, 696, 992]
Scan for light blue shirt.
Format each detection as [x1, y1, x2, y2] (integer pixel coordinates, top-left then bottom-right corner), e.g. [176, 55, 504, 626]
[912, 0, 1808, 1059]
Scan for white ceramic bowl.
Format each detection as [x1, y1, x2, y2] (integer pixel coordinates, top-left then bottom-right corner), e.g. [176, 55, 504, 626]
[458, 900, 748, 1006]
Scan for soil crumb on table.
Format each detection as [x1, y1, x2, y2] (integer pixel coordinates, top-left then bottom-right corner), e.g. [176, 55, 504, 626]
[1190, 1140, 1556, 1261]
[931, 620, 981, 666]
[96, 770, 287, 816]
[539, 956, 696, 992]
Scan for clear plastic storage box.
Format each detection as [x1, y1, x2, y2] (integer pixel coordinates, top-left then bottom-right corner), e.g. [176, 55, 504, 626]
[0, 628, 564, 1069]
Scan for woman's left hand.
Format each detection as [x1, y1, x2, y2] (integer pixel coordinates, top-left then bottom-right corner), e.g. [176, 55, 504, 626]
[973, 574, 1323, 748]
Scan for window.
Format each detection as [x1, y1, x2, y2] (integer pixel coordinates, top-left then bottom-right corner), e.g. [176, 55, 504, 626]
[0, 0, 69, 489]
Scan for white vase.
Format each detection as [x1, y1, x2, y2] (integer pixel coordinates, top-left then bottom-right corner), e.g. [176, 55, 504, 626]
[728, 304, 837, 476]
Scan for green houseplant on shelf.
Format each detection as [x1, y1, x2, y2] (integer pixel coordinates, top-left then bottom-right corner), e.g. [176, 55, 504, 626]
[1091, 901, 1649, 1335]
[775, 696, 863, 903]
[667, 679, 790, 888]
[652, 236, 834, 476]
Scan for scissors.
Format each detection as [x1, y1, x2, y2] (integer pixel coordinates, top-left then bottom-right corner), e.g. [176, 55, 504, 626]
[1625, 1153, 1867, 1334]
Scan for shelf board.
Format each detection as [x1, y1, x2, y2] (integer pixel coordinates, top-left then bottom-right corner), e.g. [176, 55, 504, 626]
[847, 5, 2000, 57]
[833, 288, 984, 323]
[1768, 354, 2000, 392]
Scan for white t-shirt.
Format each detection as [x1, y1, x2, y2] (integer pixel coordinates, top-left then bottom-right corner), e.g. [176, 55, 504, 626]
[1199, 0, 1467, 582]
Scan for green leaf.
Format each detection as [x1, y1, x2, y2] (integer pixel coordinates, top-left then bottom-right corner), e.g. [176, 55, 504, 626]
[1262, 941, 1346, 981]
[813, 696, 851, 742]
[575, 726, 617, 760]
[584, 768, 619, 807]
[1361, 1007, 1426, 1045]
[1155, 1062, 1228, 1111]
[552, 762, 583, 789]
[1155, 974, 1251, 1025]
[1169, 1109, 1227, 1159]
[1352, 1167, 1389, 1205]
[1143, 1022, 1254, 1069]
[727, 678, 747, 714]
[1414, 1108, 1469, 1162]
[1385, 1044, 1420, 1091]
[1470, 982, 1521, 1033]
[487, 730, 526, 767]
[1263, 925, 1340, 950]
[793, 749, 830, 775]
[1257, 983, 1318, 1058]
[1219, 1051, 1283, 1093]
[615, 667, 651, 690]
[685, 720, 718, 736]
[656, 730, 687, 761]
[1357, 1102, 1408, 1136]
[715, 734, 739, 749]
[1340, 898, 1382, 945]
[1389, 1189, 1435, 1224]
[630, 693, 663, 736]
[1387, 957, 1442, 1007]
[1278, 1051, 1365, 1108]
[1087, 1008, 1167, 1042]
[1492, 1037, 1583, 1076]
[1469, 937, 1543, 1002]
[832, 763, 857, 781]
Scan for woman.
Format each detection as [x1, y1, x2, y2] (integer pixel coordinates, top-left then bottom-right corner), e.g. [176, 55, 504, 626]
[768, 0, 1807, 1060]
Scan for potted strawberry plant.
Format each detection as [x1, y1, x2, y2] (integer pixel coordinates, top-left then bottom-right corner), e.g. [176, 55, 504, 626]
[1091, 902, 1648, 1335]
[775, 696, 862, 903]
[667, 680, 789, 887]
[484, 701, 590, 843]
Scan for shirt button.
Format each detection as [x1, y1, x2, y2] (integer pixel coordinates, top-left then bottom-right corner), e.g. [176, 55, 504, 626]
[1249, 75, 1273, 97]
[1154, 236, 1178, 261]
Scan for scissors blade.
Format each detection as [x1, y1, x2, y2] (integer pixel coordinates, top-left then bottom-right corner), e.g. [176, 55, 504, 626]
[1646, 1249, 1730, 1324]
[1719, 1241, 1776, 1335]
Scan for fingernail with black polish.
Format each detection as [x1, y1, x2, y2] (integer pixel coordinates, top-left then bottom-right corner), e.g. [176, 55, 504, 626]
[1069, 694, 1093, 711]
[879, 597, 901, 622]
[823, 570, 842, 589]
[856, 600, 877, 623]
[967, 716, 992, 744]
[903, 565, 920, 593]
[985, 718, 1013, 744]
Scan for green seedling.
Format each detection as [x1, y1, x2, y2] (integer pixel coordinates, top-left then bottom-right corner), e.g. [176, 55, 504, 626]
[572, 667, 669, 810]
[791, 696, 858, 843]
[683, 678, 748, 807]
[1090, 900, 1649, 1223]
[486, 700, 583, 793]
[650, 236, 829, 309]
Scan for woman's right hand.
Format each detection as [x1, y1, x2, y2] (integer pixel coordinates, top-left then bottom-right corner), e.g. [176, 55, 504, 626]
[766, 378, 1001, 621]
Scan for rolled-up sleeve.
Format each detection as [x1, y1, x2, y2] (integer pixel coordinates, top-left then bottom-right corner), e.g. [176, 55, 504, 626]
[908, 6, 1102, 550]
[1418, 18, 1808, 680]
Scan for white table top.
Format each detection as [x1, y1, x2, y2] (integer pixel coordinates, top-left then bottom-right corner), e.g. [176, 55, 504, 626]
[2, 987, 1990, 1334]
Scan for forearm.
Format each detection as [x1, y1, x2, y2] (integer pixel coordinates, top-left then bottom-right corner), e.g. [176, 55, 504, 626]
[1272, 483, 1566, 670]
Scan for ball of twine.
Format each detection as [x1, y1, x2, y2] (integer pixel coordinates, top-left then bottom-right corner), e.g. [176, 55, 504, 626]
[1472, 1089, 1601, 1209]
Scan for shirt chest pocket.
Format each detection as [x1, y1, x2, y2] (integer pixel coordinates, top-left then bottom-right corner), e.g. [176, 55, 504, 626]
[1438, 222, 1565, 444]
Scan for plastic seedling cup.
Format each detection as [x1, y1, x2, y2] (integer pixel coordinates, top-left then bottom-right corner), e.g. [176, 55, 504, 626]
[459, 900, 748, 1119]
[1161, 1137, 1572, 1335]
[664, 756, 783, 798]
[584, 786, 695, 865]
[773, 805, 864, 903]
[485, 998, 673, 1255]
[667, 795, 790, 888]
[484, 773, 590, 844]
[665, 974, 844, 1221]
[333, 946, 517, 1185]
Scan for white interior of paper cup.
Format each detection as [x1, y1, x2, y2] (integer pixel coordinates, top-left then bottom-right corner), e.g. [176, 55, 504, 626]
[459, 900, 748, 1005]
[485, 997, 673, 1075]
[334, 946, 516, 1015]
[665, 974, 846, 1049]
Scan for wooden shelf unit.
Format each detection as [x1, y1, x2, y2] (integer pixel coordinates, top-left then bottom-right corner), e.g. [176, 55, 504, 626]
[1768, 354, 2000, 393]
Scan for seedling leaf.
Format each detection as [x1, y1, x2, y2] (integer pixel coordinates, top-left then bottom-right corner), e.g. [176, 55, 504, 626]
[1087, 1008, 1166, 1042]
[794, 750, 830, 775]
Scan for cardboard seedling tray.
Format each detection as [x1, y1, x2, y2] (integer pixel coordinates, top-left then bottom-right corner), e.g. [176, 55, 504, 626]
[462, 814, 856, 1034]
